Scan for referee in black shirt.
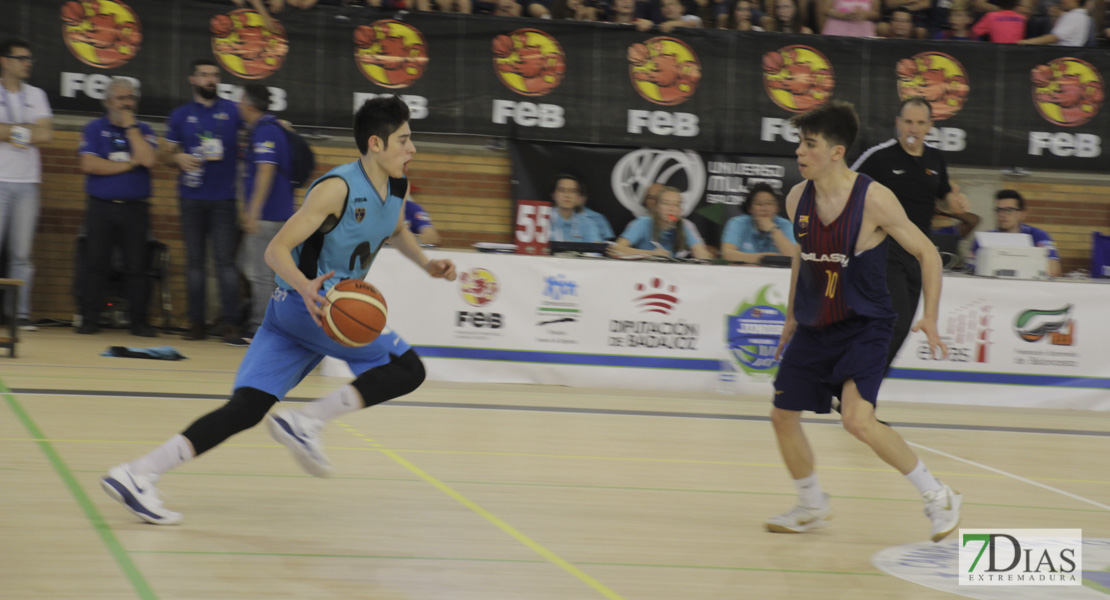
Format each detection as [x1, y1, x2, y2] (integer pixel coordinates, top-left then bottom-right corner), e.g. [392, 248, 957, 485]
[851, 97, 966, 368]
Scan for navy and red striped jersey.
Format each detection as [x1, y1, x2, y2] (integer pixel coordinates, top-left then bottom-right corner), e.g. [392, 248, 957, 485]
[792, 174, 897, 329]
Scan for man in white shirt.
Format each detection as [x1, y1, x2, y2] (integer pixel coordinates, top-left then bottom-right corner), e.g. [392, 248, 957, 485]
[1018, 0, 1092, 45]
[0, 39, 53, 331]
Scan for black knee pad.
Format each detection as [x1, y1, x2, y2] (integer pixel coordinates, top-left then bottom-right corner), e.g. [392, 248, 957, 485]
[351, 349, 426, 408]
[182, 387, 278, 456]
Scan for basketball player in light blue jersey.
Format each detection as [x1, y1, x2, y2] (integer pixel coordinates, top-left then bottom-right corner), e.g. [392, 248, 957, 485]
[100, 97, 456, 525]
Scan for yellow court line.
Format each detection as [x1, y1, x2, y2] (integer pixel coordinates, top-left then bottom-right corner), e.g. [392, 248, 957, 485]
[3, 436, 1109, 485]
[334, 421, 628, 600]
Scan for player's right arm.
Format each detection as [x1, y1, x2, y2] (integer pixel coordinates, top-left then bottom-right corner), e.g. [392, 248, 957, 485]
[264, 177, 347, 325]
[775, 183, 805, 360]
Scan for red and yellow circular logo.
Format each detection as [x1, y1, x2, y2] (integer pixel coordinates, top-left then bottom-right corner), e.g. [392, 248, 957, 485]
[627, 37, 701, 106]
[1030, 58, 1104, 128]
[459, 268, 500, 307]
[61, 0, 142, 69]
[491, 29, 566, 97]
[762, 45, 834, 114]
[211, 9, 288, 80]
[354, 20, 428, 89]
[895, 53, 969, 121]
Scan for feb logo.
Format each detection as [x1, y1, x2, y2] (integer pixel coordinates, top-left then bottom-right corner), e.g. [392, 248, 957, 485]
[491, 30, 566, 97]
[1030, 58, 1104, 127]
[762, 46, 834, 113]
[895, 52, 969, 121]
[60, 0, 142, 69]
[627, 38, 701, 106]
[354, 20, 428, 89]
[459, 268, 500, 307]
[210, 9, 289, 80]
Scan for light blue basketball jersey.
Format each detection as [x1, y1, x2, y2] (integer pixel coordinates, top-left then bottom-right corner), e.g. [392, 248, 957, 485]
[276, 160, 407, 293]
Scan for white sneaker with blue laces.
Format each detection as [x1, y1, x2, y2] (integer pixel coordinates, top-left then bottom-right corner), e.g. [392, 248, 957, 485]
[100, 464, 183, 525]
[266, 409, 334, 477]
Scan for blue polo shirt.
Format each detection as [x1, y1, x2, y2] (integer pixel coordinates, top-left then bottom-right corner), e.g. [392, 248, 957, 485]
[165, 98, 241, 200]
[78, 117, 157, 201]
[581, 207, 614, 240]
[245, 114, 294, 222]
[405, 200, 434, 234]
[619, 216, 703, 253]
[551, 209, 603, 242]
[721, 215, 795, 253]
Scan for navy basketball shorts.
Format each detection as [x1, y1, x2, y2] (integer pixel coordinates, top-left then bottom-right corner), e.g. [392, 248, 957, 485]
[773, 316, 895, 414]
[234, 288, 412, 400]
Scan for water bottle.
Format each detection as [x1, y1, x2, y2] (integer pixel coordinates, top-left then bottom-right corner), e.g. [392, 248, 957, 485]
[716, 359, 738, 394]
[182, 150, 205, 188]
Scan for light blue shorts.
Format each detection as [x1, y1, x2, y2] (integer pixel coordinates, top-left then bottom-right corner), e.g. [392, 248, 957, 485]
[233, 288, 411, 399]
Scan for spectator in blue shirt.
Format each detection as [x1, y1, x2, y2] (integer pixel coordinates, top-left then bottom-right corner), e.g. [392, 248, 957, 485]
[238, 85, 293, 339]
[550, 174, 604, 243]
[609, 186, 713, 259]
[970, 189, 1061, 277]
[720, 182, 795, 264]
[404, 194, 441, 245]
[163, 58, 245, 344]
[570, 177, 614, 240]
[76, 78, 158, 337]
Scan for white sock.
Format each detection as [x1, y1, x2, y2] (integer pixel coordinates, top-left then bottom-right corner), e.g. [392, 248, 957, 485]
[299, 386, 363, 422]
[794, 473, 826, 508]
[905, 460, 943, 495]
[128, 434, 194, 478]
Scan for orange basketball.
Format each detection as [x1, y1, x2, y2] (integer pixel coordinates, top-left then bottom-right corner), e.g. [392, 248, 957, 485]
[61, 1, 84, 26]
[323, 280, 388, 347]
[354, 25, 377, 49]
[211, 14, 233, 37]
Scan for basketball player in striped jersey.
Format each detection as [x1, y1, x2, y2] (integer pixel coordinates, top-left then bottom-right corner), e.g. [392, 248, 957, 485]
[765, 101, 962, 542]
[100, 96, 456, 525]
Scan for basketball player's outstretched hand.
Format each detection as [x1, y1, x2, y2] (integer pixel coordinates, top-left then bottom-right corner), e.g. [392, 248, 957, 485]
[299, 270, 335, 327]
[426, 259, 457, 281]
[775, 317, 797, 361]
[912, 318, 949, 360]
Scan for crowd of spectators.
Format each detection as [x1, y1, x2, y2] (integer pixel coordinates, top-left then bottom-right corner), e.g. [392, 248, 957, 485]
[214, 0, 1108, 46]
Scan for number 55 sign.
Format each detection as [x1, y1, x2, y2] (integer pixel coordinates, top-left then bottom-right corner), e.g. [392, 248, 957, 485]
[514, 200, 552, 255]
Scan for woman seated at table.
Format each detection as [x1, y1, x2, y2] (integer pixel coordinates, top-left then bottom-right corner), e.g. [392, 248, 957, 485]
[608, 186, 713, 260]
[719, 182, 795, 264]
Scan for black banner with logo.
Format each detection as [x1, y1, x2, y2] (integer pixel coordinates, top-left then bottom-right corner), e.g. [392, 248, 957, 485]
[5, 0, 1108, 170]
[509, 140, 803, 247]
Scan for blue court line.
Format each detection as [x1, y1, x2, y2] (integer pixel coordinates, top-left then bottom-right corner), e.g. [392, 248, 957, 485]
[413, 346, 1110, 389]
[413, 345, 720, 370]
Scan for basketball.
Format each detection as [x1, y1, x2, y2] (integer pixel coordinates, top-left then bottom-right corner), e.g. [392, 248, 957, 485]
[61, 1, 84, 26]
[211, 14, 232, 37]
[322, 279, 388, 347]
[354, 25, 377, 49]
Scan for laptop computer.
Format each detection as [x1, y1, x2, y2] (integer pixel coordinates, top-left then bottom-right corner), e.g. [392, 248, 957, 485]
[973, 232, 1048, 279]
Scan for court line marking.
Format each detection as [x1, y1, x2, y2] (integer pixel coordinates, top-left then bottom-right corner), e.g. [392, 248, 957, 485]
[126, 549, 885, 576]
[909, 441, 1110, 512]
[334, 421, 628, 600]
[0, 380, 158, 600]
[11, 388, 1110, 438]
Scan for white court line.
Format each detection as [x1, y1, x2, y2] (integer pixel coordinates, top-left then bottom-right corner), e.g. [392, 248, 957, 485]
[909, 441, 1110, 512]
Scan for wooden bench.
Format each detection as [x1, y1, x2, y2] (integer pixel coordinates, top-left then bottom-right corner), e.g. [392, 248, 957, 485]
[0, 278, 23, 357]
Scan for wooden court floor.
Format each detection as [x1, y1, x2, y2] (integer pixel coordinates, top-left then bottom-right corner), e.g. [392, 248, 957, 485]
[2, 329, 1108, 599]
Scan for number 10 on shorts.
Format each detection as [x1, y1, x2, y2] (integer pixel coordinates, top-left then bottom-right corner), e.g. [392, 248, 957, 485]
[515, 200, 553, 255]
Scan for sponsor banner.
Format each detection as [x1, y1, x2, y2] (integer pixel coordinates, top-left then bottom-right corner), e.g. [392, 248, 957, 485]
[959, 529, 1082, 586]
[5, 0, 1108, 169]
[873, 537, 1110, 598]
[997, 49, 1110, 170]
[319, 250, 1110, 411]
[861, 42, 1002, 161]
[509, 140, 801, 248]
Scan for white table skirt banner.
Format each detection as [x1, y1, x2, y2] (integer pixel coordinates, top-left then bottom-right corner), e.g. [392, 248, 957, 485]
[320, 248, 1110, 411]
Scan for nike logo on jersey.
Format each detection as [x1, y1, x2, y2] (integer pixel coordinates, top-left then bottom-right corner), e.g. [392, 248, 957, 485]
[892, 169, 906, 175]
[796, 232, 808, 238]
